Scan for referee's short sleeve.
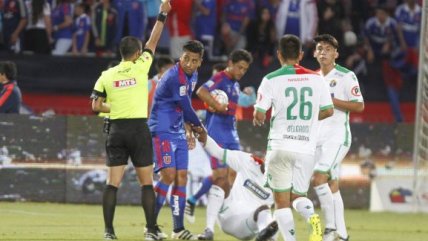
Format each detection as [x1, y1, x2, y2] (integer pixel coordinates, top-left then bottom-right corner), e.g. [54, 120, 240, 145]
[93, 75, 105, 95]
[136, 49, 154, 73]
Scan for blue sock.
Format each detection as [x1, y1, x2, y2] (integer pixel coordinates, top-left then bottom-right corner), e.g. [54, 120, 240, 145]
[154, 181, 169, 219]
[188, 176, 213, 205]
[171, 185, 186, 232]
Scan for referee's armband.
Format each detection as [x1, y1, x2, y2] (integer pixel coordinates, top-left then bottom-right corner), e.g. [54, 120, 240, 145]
[90, 90, 107, 100]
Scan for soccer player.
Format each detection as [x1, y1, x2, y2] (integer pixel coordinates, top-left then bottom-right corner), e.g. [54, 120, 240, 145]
[190, 49, 253, 240]
[148, 40, 204, 240]
[191, 126, 277, 241]
[91, 1, 171, 240]
[312, 34, 365, 241]
[253, 34, 333, 241]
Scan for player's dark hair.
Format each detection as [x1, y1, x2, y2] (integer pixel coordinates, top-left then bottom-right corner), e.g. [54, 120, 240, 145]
[156, 56, 174, 72]
[313, 34, 339, 49]
[278, 34, 301, 60]
[119, 36, 142, 60]
[182, 40, 204, 58]
[212, 62, 227, 72]
[229, 49, 253, 64]
[0, 61, 17, 80]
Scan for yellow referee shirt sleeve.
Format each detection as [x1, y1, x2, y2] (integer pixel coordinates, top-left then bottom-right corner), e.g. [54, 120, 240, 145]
[93, 72, 106, 94]
[135, 49, 154, 73]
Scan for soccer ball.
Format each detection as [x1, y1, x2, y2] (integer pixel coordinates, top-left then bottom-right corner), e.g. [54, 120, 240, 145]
[210, 89, 229, 105]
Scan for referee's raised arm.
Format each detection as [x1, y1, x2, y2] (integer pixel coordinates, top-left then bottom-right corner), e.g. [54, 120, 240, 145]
[145, 0, 172, 54]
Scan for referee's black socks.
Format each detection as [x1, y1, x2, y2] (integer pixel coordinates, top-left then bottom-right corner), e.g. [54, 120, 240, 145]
[103, 185, 118, 233]
[142, 185, 157, 232]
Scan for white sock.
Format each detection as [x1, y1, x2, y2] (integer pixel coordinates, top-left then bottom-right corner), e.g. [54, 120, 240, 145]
[333, 191, 348, 238]
[314, 183, 336, 229]
[206, 185, 225, 232]
[292, 196, 315, 222]
[274, 208, 296, 241]
[256, 209, 273, 231]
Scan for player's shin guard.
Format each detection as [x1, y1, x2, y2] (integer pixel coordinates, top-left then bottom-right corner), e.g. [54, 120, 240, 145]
[274, 208, 296, 241]
[292, 196, 315, 221]
[314, 183, 336, 230]
[189, 175, 213, 204]
[103, 185, 118, 233]
[206, 185, 225, 232]
[154, 181, 170, 219]
[141, 185, 156, 231]
[333, 191, 348, 239]
[170, 185, 187, 232]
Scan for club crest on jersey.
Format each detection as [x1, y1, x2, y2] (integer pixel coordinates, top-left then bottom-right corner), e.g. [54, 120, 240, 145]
[351, 86, 361, 96]
[329, 79, 337, 87]
[113, 78, 136, 88]
[163, 155, 171, 165]
[179, 85, 187, 96]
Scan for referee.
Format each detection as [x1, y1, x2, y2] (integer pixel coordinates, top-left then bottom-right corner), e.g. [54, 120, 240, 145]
[91, 1, 171, 240]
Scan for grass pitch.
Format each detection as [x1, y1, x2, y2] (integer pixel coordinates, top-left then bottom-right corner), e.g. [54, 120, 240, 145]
[0, 202, 427, 241]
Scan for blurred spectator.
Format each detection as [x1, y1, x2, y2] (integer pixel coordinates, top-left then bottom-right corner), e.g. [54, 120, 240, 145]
[51, 0, 73, 55]
[2, 0, 28, 53]
[143, 0, 160, 41]
[113, 0, 146, 43]
[246, 7, 276, 68]
[0, 61, 22, 114]
[148, 55, 174, 113]
[0, 0, 4, 46]
[276, 0, 318, 47]
[23, 0, 52, 55]
[194, 0, 217, 60]
[71, 3, 91, 55]
[364, 6, 408, 122]
[394, 0, 421, 74]
[317, 0, 345, 44]
[345, 0, 371, 36]
[256, 0, 280, 20]
[91, 0, 117, 57]
[167, 0, 193, 59]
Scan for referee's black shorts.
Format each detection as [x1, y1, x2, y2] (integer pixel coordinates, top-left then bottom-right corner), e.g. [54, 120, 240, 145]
[105, 118, 153, 167]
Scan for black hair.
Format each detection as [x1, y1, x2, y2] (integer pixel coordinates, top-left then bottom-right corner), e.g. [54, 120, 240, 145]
[313, 34, 339, 49]
[182, 40, 205, 58]
[229, 49, 253, 64]
[156, 56, 174, 72]
[119, 36, 142, 60]
[278, 34, 301, 60]
[0, 61, 17, 80]
[212, 62, 227, 72]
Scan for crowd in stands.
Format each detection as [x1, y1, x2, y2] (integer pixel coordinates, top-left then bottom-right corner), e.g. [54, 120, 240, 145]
[0, 0, 423, 120]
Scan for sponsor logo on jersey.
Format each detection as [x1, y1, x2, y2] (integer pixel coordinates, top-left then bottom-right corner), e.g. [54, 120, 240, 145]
[179, 85, 187, 96]
[351, 86, 361, 96]
[113, 78, 136, 88]
[243, 179, 270, 200]
[329, 79, 337, 87]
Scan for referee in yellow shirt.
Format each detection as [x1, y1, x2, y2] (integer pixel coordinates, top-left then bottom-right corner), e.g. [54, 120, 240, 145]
[91, 1, 171, 240]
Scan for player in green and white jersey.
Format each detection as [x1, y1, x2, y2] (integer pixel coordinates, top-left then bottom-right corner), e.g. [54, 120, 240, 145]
[253, 34, 334, 241]
[312, 34, 365, 241]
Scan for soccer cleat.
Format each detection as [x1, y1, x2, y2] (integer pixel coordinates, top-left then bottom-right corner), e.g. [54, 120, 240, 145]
[172, 229, 197, 240]
[104, 232, 118, 240]
[256, 221, 278, 241]
[184, 200, 196, 223]
[144, 225, 168, 240]
[197, 228, 214, 240]
[323, 228, 338, 241]
[308, 214, 322, 241]
[338, 235, 350, 241]
[144, 231, 161, 240]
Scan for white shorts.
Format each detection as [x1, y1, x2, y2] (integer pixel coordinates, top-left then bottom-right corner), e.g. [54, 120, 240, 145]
[265, 150, 315, 195]
[314, 143, 350, 180]
[217, 200, 258, 240]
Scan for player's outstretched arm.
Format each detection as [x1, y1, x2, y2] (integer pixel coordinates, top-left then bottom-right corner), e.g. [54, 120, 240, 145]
[318, 107, 334, 120]
[144, 0, 171, 54]
[332, 98, 364, 113]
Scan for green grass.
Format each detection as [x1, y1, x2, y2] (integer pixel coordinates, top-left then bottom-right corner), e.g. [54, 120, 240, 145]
[0, 202, 427, 241]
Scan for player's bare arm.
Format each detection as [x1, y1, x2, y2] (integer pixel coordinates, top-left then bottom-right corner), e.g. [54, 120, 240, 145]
[332, 98, 365, 113]
[144, 0, 171, 53]
[318, 107, 334, 120]
[253, 109, 265, 126]
[196, 86, 228, 113]
[91, 97, 110, 113]
[192, 126, 208, 146]
[184, 122, 196, 150]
